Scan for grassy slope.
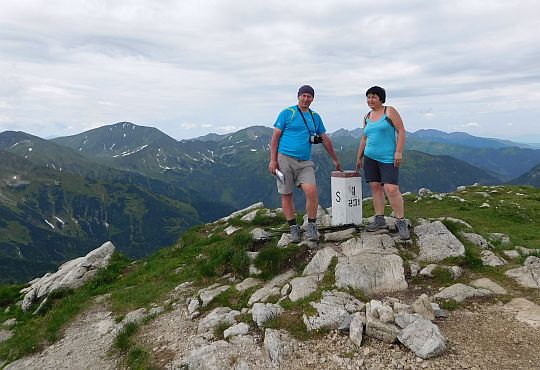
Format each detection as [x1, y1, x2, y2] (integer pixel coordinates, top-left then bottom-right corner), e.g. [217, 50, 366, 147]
[0, 185, 538, 366]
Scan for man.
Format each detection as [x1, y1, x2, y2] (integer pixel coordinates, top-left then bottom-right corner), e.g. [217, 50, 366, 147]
[268, 85, 342, 242]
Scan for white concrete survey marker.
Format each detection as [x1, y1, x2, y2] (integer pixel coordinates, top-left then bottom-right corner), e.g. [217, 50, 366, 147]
[331, 170, 362, 226]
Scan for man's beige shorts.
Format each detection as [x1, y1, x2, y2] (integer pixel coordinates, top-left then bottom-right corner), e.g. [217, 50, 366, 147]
[277, 153, 316, 194]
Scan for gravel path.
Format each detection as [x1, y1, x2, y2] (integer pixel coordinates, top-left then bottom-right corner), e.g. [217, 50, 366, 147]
[5, 297, 119, 370]
[4, 299, 539, 369]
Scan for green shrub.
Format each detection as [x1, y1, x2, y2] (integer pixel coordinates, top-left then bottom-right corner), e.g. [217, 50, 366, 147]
[0, 285, 23, 308]
[431, 267, 454, 285]
[439, 299, 460, 311]
[254, 244, 308, 279]
[198, 242, 250, 278]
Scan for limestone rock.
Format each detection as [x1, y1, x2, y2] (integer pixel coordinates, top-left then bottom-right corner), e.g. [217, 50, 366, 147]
[199, 285, 230, 307]
[264, 329, 297, 367]
[182, 340, 235, 369]
[515, 246, 537, 256]
[223, 322, 250, 339]
[436, 217, 472, 229]
[248, 270, 295, 305]
[365, 301, 401, 343]
[288, 275, 319, 302]
[250, 228, 271, 241]
[488, 232, 511, 246]
[414, 221, 465, 262]
[341, 234, 398, 256]
[504, 256, 540, 289]
[432, 283, 492, 303]
[470, 278, 507, 295]
[22, 241, 115, 311]
[197, 307, 240, 335]
[418, 188, 432, 196]
[324, 228, 356, 242]
[303, 290, 364, 331]
[252, 303, 283, 327]
[0, 329, 13, 344]
[503, 298, 540, 328]
[335, 253, 407, 294]
[397, 315, 447, 359]
[235, 277, 259, 292]
[224, 226, 241, 235]
[480, 250, 506, 267]
[460, 232, 493, 249]
[219, 202, 264, 222]
[349, 312, 364, 347]
[302, 246, 339, 276]
[503, 250, 520, 259]
[187, 298, 200, 314]
[412, 294, 435, 321]
[277, 233, 290, 248]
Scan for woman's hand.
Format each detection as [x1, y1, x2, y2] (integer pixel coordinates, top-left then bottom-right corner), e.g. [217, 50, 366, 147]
[355, 155, 363, 173]
[394, 151, 402, 167]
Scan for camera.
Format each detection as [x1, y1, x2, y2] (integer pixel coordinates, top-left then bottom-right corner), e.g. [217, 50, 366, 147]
[309, 135, 323, 144]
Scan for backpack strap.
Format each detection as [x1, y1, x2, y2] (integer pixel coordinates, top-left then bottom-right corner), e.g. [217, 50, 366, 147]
[384, 106, 395, 129]
[364, 107, 395, 130]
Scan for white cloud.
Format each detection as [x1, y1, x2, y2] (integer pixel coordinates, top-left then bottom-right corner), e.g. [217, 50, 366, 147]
[0, 0, 539, 142]
[180, 123, 199, 130]
[463, 122, 480, 128]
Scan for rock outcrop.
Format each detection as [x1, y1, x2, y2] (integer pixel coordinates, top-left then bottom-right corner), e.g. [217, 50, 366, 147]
[21, 241, 115, 312]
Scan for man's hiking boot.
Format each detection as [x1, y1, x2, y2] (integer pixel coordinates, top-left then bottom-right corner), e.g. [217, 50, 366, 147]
[396, 218, 410, 240]
[290, 224, 301, 243]
[366, 215, 387, 232]
[305, 222, 319, 241]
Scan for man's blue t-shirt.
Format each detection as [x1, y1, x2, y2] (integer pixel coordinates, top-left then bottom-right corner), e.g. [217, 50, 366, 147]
[274, 105, 326, 160]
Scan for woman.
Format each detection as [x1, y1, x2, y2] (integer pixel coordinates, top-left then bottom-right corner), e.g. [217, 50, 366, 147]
[355, 86, 410, 240]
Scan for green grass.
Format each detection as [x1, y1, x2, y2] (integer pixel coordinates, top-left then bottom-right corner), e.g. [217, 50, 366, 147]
[402, 185, 540, 248]
[0, 252, 130, 362]
[263, 310, 329, 341]
[113, 322, 155, 369]
[252, 212, 286, 227]
[254, 244, 309, 280]
[0, 285, 24, 310]
[431, 267, 455, 285]
[439, 299, 461, 311]
[202, 286, 256, 313]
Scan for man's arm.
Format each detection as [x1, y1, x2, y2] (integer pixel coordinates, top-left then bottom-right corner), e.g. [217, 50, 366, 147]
[268, 128, 282, 175]
[321, 133, 342, 171]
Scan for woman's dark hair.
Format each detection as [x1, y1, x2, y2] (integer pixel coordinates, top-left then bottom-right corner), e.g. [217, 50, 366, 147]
[366, 86, 386, 103]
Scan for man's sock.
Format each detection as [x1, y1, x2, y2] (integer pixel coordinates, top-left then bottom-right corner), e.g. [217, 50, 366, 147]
[288, 219, 297, 226]
[308, 218, 316, 224]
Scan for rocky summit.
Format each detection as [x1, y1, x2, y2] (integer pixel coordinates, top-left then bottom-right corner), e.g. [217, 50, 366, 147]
[1, 184, 540, 369]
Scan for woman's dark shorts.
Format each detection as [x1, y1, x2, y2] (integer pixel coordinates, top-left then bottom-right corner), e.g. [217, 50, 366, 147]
[363, 155, 399, 185]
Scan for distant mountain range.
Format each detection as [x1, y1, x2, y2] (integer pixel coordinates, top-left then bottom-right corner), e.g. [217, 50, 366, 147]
[1, 123, 539, 283]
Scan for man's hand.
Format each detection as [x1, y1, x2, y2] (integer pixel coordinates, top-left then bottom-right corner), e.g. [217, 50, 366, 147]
[333, 159, 342, 172]
[394, 151, 403, 167]
[268, 160, 278, 175]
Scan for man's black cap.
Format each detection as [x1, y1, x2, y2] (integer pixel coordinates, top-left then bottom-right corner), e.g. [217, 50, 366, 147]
[298, 85, 315, 97]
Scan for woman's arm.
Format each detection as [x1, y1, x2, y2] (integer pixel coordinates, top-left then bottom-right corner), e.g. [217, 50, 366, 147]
[387, 106, 406, 167]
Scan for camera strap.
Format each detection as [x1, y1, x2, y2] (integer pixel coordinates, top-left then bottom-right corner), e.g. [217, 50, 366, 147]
[296, 105, 318, 135]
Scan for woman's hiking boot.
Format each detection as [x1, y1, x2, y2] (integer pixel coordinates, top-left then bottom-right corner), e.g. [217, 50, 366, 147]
[290, 224, 301, 243]
[366, 215, 387, 232]
[396, 218, 410, 240]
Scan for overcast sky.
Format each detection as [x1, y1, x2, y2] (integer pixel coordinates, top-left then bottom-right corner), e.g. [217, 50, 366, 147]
[1, 0, 539, 142]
